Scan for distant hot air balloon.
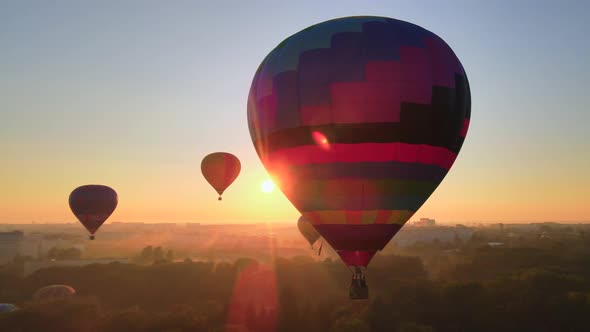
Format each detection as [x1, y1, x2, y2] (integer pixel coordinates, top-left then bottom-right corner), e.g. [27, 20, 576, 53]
[248, 16, 470, 299]
[33, 285, 76, 301]
[201, 152, 241, 200]
[297, 215, 321, 249]
[0, 303, 18, 314]
[69, 185, 118, 240]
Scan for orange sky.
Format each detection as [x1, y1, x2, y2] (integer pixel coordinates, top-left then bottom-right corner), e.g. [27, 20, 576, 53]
[1, 2, 589, 225]
[1, 143, 588, 224]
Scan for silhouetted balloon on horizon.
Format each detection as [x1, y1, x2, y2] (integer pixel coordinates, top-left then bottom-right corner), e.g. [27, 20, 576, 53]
[201, 152, 241, 201]
[248, 16, 471, 271]
[69, 185, 118, 240]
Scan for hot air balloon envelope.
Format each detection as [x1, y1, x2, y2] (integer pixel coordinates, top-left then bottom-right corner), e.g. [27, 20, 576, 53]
[69, 185, 118, 239]
[0, 303, 18, 314]
[201, 152, 241, 200]
[33, 285, 76, 300]
[297, 215, 321, 247]
[248, 16, 470, 268]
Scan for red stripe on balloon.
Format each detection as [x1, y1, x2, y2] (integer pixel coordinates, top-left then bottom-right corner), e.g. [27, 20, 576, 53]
[345, 211, 363, 225]
[304, 211, 322, 225]
[374, 210, 393, 224]
[337, 250, 377, 267]
[266, 143, 457, 170]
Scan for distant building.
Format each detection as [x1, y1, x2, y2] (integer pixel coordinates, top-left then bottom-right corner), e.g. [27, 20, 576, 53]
[412, 218, 437, 227]
[0, 231, 24, 264]
[393, 225, 473, 247]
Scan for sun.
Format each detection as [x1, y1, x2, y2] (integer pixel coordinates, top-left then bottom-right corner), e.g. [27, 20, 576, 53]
[261, 179, 275, 193]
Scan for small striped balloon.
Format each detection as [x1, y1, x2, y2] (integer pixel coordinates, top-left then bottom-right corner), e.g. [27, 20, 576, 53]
[201, 152, 241, 200]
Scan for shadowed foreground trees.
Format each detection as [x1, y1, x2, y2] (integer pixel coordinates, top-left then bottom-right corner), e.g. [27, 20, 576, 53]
[2, 246, 590, 331]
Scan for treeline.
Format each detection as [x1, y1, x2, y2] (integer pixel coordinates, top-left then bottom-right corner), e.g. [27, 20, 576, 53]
[3, 242, 590, 332]
[132, 245, 175, 264]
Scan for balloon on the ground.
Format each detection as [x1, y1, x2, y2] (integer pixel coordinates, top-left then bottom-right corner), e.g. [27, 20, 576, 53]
[0, 303, 18, 314]
[248, 16, 471, 268]
[201, 152, 241, 200]
[33, 285, 76, 300]
[69, 185, 118, 240]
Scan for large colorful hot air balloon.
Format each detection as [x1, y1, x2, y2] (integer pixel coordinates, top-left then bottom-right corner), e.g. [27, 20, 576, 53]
[201, 152, 241, 200]
[297, 215, 321, 248]
[33, 285, 76, 300]
[69, 185, 118, 240]
[248, 16, 470, 299]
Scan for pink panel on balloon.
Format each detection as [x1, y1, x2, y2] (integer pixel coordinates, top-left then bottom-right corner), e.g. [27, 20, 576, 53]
[400, 63, 431, 84]
[400, 46, 432, 87]
[400, 46, 429, 65]
[367, 55, 432, 105]
[254, 71, 274, 96]
[300, 104, 332, 126]
[254, 94, 278, 134]
[365, 61, 401, 81]
[424, 37, 462, 88]
[330, 82, 401, 123]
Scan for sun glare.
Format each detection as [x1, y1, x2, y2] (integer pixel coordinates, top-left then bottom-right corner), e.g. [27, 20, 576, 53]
[261, 179, 275, 193]
[312, 131, 331, 150]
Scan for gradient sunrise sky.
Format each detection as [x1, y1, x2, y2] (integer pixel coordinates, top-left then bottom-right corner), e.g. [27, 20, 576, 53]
[1, 0, 588, 224]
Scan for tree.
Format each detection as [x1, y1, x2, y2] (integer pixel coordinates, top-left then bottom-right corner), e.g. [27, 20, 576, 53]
[330, 317, 370, 332]
[140, 245, 154, 263]
[153, 247, 164, 262]
[47, 247, 82, 260]
[398, 322, 434, 332]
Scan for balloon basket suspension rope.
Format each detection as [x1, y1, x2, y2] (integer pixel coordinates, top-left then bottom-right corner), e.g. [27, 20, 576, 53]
[349, 266, 369, 300]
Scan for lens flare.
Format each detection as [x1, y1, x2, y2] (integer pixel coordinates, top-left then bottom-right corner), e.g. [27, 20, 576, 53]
[261, 179, 275, 193]
[312, 131, 331, 150]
